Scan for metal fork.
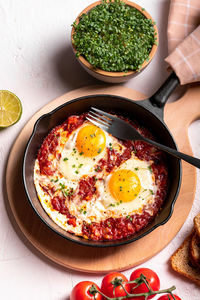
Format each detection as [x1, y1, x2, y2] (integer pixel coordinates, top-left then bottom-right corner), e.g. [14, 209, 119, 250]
[86, 107, 200, 169]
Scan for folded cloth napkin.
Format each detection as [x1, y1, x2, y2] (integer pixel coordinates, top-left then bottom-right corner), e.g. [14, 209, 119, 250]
[165, 0, 200, 85]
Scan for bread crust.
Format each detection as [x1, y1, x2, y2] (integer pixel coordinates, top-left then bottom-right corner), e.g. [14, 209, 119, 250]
[194, 213, 200, 238]
[171, 232, 200, 286]
[190, 233, 200, 269]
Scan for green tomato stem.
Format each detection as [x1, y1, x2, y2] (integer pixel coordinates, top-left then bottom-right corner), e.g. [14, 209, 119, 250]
[119, 282, 131, 296]
[141, 274, 153, 292]
[169, 292, 176, 300]
[89, 274, 177, 300]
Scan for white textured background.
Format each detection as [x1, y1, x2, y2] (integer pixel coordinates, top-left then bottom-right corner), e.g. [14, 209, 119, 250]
[0, 0, 200, 299]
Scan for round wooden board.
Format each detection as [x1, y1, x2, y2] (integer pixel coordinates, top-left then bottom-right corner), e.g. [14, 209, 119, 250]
[6, 84, 200, 273]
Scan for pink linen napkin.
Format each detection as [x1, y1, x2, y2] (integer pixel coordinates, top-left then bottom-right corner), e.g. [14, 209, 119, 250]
[165, 0, 200, 85]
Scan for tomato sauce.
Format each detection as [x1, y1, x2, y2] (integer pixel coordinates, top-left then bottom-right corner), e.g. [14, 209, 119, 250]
[37, 115, 86, 175]
[37, 113, 168, 241]
[78, 176, 97, 201]
[51, 196, 76, 227]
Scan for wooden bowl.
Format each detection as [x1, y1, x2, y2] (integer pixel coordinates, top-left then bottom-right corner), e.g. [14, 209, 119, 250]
[71, 0, 158, 83]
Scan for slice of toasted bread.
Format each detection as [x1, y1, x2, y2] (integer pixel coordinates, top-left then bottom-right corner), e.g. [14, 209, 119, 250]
[171, 233, 200, 286]
[190, 233, 200, 269]
[194, 213, 200, 238]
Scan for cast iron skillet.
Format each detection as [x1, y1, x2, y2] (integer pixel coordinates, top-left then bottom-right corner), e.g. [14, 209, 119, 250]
[23, 72, 181, 247]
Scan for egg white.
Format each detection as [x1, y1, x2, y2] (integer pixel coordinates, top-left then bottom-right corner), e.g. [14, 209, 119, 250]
[34, 121, 158, 236]
[58, 122, 123, 180]
[95, 155, 156, 217]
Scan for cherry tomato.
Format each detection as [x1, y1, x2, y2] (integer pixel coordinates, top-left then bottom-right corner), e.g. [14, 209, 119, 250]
[70, 281, 103, 300]
[101, 272, 131, 298]
[129, 268, 160, 299]
[157, 295, 182, 300]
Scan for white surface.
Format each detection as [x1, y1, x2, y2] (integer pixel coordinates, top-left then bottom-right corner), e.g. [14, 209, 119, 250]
[0, 0, 200, 299]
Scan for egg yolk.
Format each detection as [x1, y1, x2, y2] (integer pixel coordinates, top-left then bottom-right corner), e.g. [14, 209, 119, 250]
[109, 169, 141, 202]
[76, 125, 106, 157]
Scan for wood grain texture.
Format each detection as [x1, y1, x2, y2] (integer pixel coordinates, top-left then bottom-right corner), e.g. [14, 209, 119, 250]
[6, 84, 199, 273]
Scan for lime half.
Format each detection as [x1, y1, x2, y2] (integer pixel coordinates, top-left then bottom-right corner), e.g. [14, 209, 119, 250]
[0, 90, 22, 127]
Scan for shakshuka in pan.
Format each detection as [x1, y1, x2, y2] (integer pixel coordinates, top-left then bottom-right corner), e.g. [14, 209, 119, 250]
[34, 112, 168, 241]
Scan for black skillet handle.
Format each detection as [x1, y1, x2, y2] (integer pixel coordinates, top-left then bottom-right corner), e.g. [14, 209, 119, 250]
[150, 72, 180, 108]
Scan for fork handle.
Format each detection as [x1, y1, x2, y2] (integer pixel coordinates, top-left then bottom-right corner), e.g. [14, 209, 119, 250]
[143, 137, 200, 168]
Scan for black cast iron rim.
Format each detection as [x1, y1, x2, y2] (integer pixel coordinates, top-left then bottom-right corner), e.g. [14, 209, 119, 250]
[22, 94, 182, 247]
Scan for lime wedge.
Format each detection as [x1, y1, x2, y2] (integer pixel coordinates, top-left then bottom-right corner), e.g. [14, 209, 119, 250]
[0, 90, 22, 127]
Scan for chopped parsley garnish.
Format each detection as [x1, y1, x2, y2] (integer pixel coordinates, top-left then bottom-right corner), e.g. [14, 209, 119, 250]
[134, 167, 139, 171]
[72, 0, 156, 72]
[78, 164, 83, 168]
[72, 164, 76, 168]
[97, 148, 102, 154]
[109, 203, 115, 207]
[126, 215, 133, 221]
[59, 183, 66, 189]
[95, 166, 101, 172]
[107, 221, 111, 227]
[63, 190, 69, 197]
[63, 157, 68, 161]
[149, 189, 154, 195]
[80, 208, 87, 215]
[148, 165, 153, 173]
[79, 151, 84, 155]
[62, 187, 74, 198]
[75, 170, 79, 174]
[50, 178, 59, 183]
[109, 143, 113, 150]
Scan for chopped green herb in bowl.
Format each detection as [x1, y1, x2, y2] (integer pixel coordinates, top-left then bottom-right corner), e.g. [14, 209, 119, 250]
[71, 0, 158, 83]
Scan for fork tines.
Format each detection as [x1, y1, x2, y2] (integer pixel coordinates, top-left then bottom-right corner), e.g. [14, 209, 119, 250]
[86, 107, 112, 131]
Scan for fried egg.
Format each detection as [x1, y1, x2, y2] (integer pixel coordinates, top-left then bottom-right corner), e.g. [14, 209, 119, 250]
[34, 117, 162, 240]
[97, 157, 156, 216]
[58, 123, 123, 180]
